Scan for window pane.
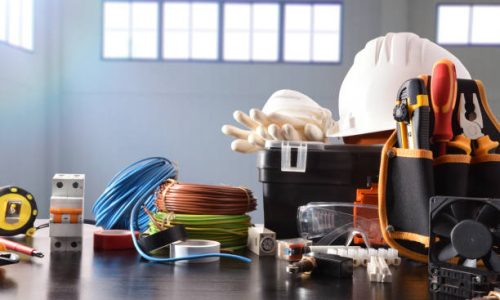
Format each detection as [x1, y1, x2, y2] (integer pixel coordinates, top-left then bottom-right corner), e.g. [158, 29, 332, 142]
[164, 3, 189, 30]
[103, 30, 129, 58]
[0, 0, 7, 41]
[313, 33, 339, 62]
[163, 30, 189, 59]
[284, 32, 311, 61]
[21, 0, 33, 50]
[224, 3, 250, 30]
[437, 5, 470, 44]
[192, 31, 217, 59]
[132, 2, 158, 30]
[471, 5, 500, 44]
[252, 32, 278, 61]
[131, 30, 157, 58]
[104, 2, 130, 29]
[314, 4, 340, 32]
[285, 5, 311, 31]
[8, 0, 21, 46]
[192, 3, 218, 30]
[253, 4, 279, 31]
[224, 32, 250, 60]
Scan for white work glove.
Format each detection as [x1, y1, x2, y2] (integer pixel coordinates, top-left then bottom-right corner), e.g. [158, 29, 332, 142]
[222, 90, 337, 153]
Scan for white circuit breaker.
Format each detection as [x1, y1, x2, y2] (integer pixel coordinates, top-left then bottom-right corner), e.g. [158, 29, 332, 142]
[49, 174, 85, 252]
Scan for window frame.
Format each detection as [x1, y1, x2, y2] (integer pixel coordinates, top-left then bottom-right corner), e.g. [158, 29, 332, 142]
[436, 3, 500, 47]
[101, 0, 344, 64]
[0, 0, 35, 53]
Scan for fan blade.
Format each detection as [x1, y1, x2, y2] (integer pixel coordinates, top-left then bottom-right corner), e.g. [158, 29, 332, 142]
[451, 201, 476, 220]
[493, 229, 499, 243]
[483, 251, 500, 272]
[462, 259, 477, 268]
[475, 204, 499, 228]
[432, 213, 458, 238]
[438, 243, 459, 261]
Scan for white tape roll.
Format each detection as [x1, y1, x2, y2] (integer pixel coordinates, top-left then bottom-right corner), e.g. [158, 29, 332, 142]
[171, 239, 221, 264]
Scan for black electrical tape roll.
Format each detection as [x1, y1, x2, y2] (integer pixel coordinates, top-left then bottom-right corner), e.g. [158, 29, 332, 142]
[138, 225, 187, 253]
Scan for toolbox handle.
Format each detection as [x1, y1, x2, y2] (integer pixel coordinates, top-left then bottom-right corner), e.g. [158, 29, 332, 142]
[281, 141, 308, 173]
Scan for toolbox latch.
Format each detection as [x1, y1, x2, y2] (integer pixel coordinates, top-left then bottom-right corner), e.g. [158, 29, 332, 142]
[281, 141, 308, 173]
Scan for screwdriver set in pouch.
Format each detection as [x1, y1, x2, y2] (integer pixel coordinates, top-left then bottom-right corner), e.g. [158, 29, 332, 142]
[378, 60, 500, 264]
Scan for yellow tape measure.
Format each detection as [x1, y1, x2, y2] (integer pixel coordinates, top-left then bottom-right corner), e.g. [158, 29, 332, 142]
[0, 186, 37, 236]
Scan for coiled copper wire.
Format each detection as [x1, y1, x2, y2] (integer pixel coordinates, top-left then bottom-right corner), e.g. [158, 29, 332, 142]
[155, 179, 257, 215]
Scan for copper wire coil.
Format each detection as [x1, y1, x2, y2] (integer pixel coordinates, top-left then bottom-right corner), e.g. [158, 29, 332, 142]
[155, 179, 257, 215]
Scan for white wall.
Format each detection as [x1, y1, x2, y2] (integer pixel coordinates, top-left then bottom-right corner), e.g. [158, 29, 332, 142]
[58, 0, 383, 222]
[0, 0, 55, 217]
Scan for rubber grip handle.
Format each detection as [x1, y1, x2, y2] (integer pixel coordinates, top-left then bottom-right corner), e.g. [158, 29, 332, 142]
[430, 60, 457, 144]
[412, 106, 430, 150]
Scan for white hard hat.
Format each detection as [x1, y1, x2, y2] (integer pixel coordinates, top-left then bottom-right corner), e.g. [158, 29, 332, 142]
[330, 32, 471, 137]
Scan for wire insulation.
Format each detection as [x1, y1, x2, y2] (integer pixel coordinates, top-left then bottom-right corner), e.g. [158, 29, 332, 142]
[92, 157, 251, 263]
[148, 212, 250, 251]
[92, 157, 177, 232]
[155, 179, 257, 215]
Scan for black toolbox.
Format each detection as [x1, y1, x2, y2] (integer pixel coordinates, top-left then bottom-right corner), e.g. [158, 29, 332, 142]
[257, 142, 382, 239]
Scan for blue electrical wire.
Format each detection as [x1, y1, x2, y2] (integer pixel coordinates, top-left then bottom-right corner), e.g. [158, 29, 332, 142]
[92, 157, 251, 264]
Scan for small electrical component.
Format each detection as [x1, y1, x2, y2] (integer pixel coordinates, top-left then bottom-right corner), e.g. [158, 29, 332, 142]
[50, 174, 85, 252]
[287, 253, 353, 278]
[247, 226, 276, 256]
[367, 256, 392, 283]
[276, 238, 311, 261]
[306, 246, 401, 267]
[0, 186, 37, 236]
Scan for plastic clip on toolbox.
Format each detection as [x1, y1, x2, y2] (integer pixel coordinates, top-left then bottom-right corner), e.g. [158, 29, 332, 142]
[258, 142, 382, 238]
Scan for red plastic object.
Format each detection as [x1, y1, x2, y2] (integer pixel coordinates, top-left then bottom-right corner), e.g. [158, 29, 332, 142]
[94, 230, 138, 251]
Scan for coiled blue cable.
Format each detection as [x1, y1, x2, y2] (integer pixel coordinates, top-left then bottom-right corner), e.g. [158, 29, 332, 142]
[92, 157, 251, 264]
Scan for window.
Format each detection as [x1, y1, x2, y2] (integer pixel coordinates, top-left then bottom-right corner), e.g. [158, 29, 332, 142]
[102, 0, 342, 63]
[103, 2, 159, 59]
[163, 2, 219, 60]
[0, 0, 34, 50]
[223, 3, 279, 61]
[284, 4, 341, 62]
[437, 4, 500, 45]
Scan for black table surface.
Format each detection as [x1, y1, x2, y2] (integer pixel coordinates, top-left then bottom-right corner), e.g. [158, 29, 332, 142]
[0, 222, 431, 300]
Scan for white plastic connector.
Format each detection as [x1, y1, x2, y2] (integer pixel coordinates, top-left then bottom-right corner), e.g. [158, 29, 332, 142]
[367, 256, 392, 283]
[358, 248, 369, 266]
[308, 246, 401, 268]
[387, 248, 401, 266]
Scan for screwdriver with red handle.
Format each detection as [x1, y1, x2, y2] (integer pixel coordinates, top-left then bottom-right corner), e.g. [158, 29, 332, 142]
[0, 237, 44, 258]
[430, 59, 458, 156]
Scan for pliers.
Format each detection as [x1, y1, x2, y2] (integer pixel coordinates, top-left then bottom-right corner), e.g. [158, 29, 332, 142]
[448, 93, 499, 155]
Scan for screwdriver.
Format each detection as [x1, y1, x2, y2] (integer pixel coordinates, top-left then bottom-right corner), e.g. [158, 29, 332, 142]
[0, 237, 44, 258]
[430, 59, 458, 156]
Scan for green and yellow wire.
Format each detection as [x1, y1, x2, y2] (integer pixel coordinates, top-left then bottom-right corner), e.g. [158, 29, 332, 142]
[148, 211, 251, 251]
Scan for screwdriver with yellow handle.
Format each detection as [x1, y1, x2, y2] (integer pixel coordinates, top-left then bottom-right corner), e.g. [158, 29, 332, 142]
[393, 78, 430, 149]
[430, 59, 458, 156]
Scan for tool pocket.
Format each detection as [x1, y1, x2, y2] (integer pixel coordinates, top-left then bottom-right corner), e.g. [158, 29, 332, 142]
[469, 154, 500, 197]
[379, 132, 433, 262]
[433, 155, 471, 197]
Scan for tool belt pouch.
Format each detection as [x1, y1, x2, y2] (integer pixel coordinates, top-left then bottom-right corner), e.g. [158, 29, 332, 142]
[378, 79, 500, 263]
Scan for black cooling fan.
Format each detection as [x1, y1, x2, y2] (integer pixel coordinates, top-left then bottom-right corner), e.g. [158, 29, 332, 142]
[430, 197, 499, 271]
